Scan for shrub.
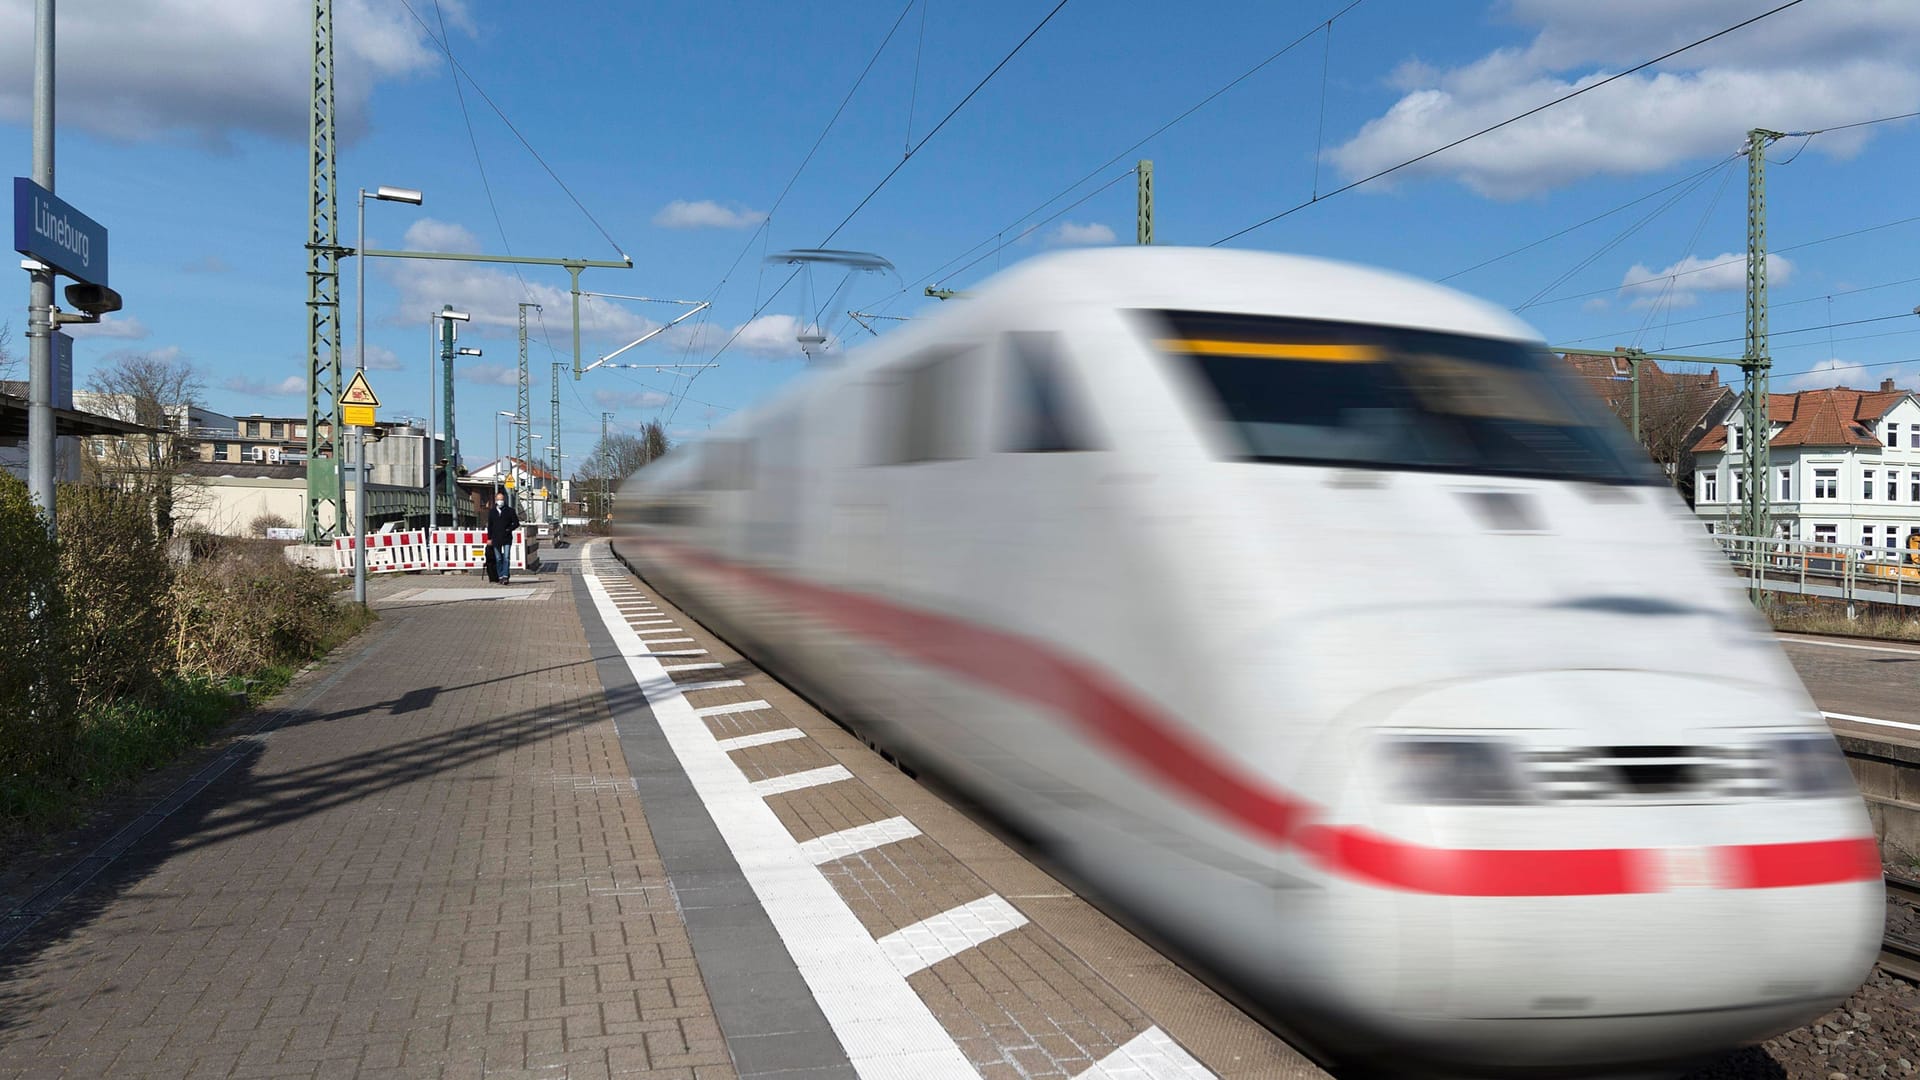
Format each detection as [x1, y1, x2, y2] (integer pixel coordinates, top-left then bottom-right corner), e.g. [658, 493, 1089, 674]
[171, 552, 343, 681]
[248, 511, 294, 537]
[57, 484, 172, 710]
[0, 474, 77, 794]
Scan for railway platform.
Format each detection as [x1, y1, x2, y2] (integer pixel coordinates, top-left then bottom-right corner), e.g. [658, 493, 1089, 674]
[0, 540, 1322, 1080]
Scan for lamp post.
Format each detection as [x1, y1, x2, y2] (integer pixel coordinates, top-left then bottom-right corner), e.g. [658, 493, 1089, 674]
[351, 185, 423, 605]
[426, 308, 470, 534]
[495, 410, 518, 490]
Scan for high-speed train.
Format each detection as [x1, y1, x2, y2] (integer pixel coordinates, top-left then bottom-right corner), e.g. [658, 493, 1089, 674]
[611, 247, 1883, 1077]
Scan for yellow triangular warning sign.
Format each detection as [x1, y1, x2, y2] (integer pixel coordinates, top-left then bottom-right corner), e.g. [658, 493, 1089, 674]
[340, 370, 381, 407]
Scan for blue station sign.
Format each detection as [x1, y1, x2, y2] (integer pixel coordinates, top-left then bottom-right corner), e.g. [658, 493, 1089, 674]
[13, 177, 108, 287]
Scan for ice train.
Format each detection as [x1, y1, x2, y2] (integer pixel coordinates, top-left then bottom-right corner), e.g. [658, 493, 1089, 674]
[612, 247, 1882, 1077]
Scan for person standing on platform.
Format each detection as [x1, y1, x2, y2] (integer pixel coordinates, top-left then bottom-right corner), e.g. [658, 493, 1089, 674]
[487, 490, 521, 585]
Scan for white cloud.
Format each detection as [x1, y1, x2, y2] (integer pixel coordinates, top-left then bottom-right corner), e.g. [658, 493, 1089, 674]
[380, 219, 659, 342]
[1047, 221, 1117, 246]
[1777, 357, 1913, 392]
[0, 0, 470, 147]
[592, 389, 671, 410]
[661, 313, 830, 359]
[1328, 1, 1920, 198]
[1581, 296, 1611, 313]
[456, 363, 519, 387]
[62, 314, 149, 339]
[1619, 251, 1791, 308]
[223, 373, 306, 397]
[352, 344, 406, 371]
[652, 200, 767, 230]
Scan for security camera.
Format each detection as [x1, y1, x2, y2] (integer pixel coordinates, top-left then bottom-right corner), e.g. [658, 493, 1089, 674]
[64, 283, 123, 317]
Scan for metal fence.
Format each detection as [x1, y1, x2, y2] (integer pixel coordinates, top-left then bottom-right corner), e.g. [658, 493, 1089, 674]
[1710, 532, 1920, 609]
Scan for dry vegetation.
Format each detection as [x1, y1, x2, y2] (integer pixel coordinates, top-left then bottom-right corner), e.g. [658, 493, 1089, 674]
[0, 474, 370, 834]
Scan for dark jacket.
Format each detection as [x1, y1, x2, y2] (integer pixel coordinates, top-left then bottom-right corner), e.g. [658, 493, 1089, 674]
[486, 501, 521, 544]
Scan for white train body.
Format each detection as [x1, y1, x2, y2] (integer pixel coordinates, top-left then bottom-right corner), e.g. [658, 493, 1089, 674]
[613, 248, 1882, 1076]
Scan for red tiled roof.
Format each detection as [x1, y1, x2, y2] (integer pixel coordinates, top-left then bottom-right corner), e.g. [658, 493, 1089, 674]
[1561, 353, 1729, 434]
[1692, 387, 1909, 453]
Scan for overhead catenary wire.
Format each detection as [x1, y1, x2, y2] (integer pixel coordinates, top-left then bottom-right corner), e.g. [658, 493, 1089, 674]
[1554, 275, 1920, 346]
[1210, 0, 1811, 246]
[394, 0, 628, 259]
[1518, 158, 1733, 310]
[820, 0, 1075, 247]
[887, 0, 1366, 301]
[1523, 213, 1920, 310]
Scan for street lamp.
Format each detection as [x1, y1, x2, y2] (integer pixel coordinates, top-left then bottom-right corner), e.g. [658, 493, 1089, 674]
[351, 183, 424, 605]
[426, 309, 470, 535]
[495, 411, 519, 480]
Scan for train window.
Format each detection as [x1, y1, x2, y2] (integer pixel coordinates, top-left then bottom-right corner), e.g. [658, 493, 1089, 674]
[874, 349, 972, 464]
[1147, 309, 1659, 485]
[1005, 332, 1095, 453]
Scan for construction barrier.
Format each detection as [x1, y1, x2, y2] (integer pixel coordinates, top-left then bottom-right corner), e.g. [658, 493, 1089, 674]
[333, 528, 528, 576]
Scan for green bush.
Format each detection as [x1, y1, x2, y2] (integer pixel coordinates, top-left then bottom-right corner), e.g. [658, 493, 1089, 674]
[0, 473, 76, 791]
[58, 484, 172, 710]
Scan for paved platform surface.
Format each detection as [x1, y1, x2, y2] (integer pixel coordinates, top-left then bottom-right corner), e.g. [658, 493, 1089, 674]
[0, 542, 1321, 1080]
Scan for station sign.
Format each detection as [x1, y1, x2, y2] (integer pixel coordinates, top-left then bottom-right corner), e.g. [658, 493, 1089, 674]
[52, 331, 72, 410]
[13, 178, 108, 286]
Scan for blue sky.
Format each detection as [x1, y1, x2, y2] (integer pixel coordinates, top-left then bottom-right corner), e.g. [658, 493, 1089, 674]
[5, 0, 1920, 467]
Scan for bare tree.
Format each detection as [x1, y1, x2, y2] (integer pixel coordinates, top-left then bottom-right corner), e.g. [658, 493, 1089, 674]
[577, 421, 672, 527]
[82, 352, 206, 537]
[0, 322, 15, 383]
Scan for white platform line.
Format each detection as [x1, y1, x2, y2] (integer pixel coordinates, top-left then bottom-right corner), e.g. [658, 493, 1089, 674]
[668, 680, 746, 695]
[876, 894, 1029, 978]
[662, 662, 723, 673]
[694, 700, 774, 718]
[1823, 710, 1920, 733]
[749, 765, 853, 797]
[1074, 1026, 1217, 1080]
[715, 728, 807, 752]
[648, 649, 710, 657]
[583, 563, 977, 1079]
[1781, 636, 1920, 657]
[635, 629, 686, 637]
[798, 816, 922, 865]
[634, 619, 676, 626]
[639, 636, 696, 644]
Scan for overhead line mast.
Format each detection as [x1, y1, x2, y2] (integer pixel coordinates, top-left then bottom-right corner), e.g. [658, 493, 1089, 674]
[305, 0, 343, 541]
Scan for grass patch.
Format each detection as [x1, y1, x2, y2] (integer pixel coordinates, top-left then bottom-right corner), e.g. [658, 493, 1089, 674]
[1766, 602, 1920, 643]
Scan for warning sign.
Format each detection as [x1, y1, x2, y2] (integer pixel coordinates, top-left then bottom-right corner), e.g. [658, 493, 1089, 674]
[341, 370, 381, 407]
[343, 404, 375, 427]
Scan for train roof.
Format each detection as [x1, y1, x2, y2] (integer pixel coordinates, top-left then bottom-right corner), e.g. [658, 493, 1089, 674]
[953, 246, 1543, 344]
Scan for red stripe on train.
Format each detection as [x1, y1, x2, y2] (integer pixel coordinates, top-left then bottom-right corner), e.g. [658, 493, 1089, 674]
[626, 537, 1881, 896]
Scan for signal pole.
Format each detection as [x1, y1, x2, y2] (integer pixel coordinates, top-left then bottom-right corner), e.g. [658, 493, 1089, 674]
[550, 362, 564, 524]
[600, 411, 613, 524]
[515, 302, 538, 506]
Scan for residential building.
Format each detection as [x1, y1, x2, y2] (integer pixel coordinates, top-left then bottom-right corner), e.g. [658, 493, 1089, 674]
[1561, 353, 1737, 499]
[1691, 378, 1920, 551]
[469, 455, 563, 523]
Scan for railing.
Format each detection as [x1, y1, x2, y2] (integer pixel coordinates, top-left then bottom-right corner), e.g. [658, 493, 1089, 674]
[1711, 533, 1920, 609]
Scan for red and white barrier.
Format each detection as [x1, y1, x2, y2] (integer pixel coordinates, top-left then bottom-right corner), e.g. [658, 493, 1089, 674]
[333, 528, 528, 575]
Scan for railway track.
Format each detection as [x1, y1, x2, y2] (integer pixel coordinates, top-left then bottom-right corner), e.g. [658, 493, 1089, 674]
[1885, 871, 1920, 981]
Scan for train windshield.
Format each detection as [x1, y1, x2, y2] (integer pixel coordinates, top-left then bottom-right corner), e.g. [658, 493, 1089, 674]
[1149, 310, 1658, 485]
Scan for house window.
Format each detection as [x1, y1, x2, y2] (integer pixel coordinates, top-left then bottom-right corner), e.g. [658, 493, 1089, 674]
[1911, 423, 1919, 448]
[1815, 468, 1838, 498]
[1863, 525, 1878, 549]
[1814, 523, 1838, 545]
[1701, 471, 1718, 502]
[1864, 469, 1876, 500]
[1891, 471, 1901, 501]
[1777, 467, 1792, 501]
[1736, 470, 1749, 501]
[1889, 423, 1901, 448]
[1731, 426, 1744, 452]
[270, 422, 285, 439]
[1888, 527, 1900, 550]
[213, 441, 230, 460]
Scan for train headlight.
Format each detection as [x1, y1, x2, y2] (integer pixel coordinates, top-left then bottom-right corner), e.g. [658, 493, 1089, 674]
[1379, 736, 1530, 805]
[1768, 734, 1857, 798]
